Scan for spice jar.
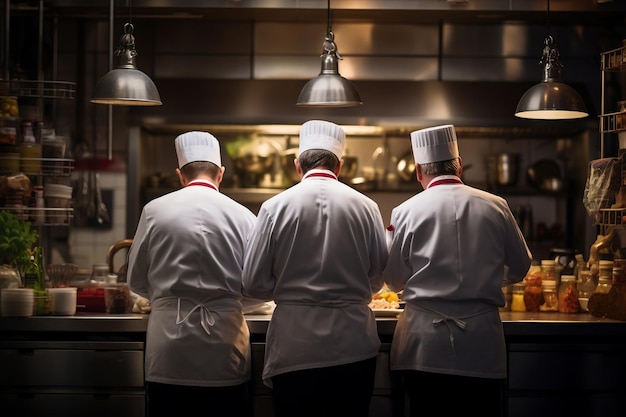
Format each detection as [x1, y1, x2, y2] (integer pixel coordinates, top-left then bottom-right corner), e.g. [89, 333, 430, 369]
[540, 279, 558, 312]
[588, 273, 612, 318]
[558, 275, 580, 313]
[511, 283, 526, 312]
[577, 269, 595, 312]
[524, 266, 544, 312]
[541, 259, 557, 281]
[607, 266, 626, 321]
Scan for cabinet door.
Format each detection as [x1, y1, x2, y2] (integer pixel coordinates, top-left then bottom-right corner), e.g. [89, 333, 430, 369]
[507, 343, 626, 417]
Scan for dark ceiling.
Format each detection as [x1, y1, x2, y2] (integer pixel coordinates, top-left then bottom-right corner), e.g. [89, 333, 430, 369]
[9, 0, 626, 25]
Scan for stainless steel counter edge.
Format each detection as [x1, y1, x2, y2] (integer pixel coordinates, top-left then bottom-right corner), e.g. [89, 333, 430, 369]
[1, 312, 625, 336]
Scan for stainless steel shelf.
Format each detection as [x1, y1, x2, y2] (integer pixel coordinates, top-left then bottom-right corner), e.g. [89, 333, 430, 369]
[0, 157, 75, 176]
[0, 79, 76, 100]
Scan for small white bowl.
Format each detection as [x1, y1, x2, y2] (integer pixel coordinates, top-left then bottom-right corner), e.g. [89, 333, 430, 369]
[47, 287, 77, 316]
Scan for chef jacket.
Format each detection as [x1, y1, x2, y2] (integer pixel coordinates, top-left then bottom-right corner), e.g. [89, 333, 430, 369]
[242, 169, 389, 387]
[127, 179, 256, 387]
[383, 175, 532, 379]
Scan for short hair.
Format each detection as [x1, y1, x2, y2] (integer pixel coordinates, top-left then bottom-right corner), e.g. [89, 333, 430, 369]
[420, 158, 461, 177]
[298, 149, 340, 174]
[180, 161, 221, 179]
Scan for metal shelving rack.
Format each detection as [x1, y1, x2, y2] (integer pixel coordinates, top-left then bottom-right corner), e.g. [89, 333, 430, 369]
[596, 40, 626, 233]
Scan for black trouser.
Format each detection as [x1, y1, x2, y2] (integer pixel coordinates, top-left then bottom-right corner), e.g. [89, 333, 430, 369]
[271, 356, 378, 417]
[402, 370, 506, 417]
[146, 381, 251, 417]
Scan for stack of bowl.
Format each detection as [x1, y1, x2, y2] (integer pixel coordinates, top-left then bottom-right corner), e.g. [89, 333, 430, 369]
[44, 183, 73, 223]
[1, 288, 34, 317]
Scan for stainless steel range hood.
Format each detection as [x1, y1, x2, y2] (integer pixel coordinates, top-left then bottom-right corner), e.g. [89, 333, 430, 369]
[135, 79, 595, 136]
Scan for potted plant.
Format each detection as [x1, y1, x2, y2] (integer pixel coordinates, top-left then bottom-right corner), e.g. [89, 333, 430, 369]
[0, 210, 39, 286]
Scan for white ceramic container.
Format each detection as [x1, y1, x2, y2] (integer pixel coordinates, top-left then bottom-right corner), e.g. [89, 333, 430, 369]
[1, 288, 34, 317]
[47, 287, 77, 316]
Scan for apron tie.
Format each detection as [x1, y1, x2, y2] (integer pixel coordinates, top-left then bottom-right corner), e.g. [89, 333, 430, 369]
[413, 304, 489, 356]
[432, 315, 466, 355]
[175, 298, 217, 335]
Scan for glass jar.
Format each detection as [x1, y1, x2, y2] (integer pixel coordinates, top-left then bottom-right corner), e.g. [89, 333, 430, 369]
[511, 283, 526, 312]
[558, 275, 580, 313]
[597, 260, 614, 286]
[90, 264, 109, 285]
[540, 279, 558, 312]
[607, 266, 626, 321]
[524, 267, 544, 312]
[588, 274, 612, 318]
[541, 259, 558, 281]
[577, 269, 595, 312]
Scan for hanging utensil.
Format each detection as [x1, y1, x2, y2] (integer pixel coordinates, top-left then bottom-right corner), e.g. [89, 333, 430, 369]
[95, 173, 110, 225]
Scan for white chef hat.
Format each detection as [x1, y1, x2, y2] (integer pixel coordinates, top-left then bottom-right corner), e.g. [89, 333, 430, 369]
[299, 120, 345, 160]
[410, 124, 459, 164]
[175, 131, 222, 168]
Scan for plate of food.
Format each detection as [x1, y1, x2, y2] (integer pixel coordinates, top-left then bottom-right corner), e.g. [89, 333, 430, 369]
[369, 286, 402, 316]
[370, 308, 403, 317]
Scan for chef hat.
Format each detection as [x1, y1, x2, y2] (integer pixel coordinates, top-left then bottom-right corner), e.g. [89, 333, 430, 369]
[410, 124, 459, 164]
[299, 120, 345, 160]
[175, 131, 222, 168]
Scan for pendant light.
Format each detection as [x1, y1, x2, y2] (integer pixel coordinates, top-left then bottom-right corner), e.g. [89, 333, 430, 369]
[296, 0, 362, 107]
[91, 0, 162, 106]
[515, 0, 587, 120]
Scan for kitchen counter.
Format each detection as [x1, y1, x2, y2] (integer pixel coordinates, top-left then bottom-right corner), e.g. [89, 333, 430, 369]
[1, 311, 625, 336]
[2, 312, 625, 417]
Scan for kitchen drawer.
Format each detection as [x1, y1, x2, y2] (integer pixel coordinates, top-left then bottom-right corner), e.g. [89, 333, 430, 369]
[0, 340, 144, 388]
[508, 343, 626, 391]
[508, 395, 623, 417]
[0, 391, 145, 417]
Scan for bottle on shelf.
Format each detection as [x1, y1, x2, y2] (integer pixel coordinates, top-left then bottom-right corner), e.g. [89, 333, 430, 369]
[19, 121, 42, 174]
[22, 246, 48, 315]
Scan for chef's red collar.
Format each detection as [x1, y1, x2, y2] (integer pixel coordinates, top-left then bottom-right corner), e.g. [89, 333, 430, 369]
[302, 169, 338, 181]
[187, 180, 219, 191]
[426, 175, 463, 189]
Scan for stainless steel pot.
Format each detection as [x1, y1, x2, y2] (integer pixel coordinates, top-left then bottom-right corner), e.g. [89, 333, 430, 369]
[486, 153, 520, 186]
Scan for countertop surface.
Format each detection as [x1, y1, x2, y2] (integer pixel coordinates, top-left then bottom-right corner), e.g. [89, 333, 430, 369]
[1, 311, 625, 338]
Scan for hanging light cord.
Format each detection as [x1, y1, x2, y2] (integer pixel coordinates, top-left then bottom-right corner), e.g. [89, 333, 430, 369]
[322, 0, 341, 59]
[545, 0, 550, 39]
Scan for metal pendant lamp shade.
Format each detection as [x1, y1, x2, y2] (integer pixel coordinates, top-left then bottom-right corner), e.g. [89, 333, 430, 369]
[515, 79, 588, 120]
[296, 36, 363, 108]
[515, 2, 587, 120]
[296, 0, 362, 108]
[91, 23, 162, 106]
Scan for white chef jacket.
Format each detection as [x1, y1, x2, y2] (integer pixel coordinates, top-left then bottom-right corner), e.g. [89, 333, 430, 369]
[383, 175, 532, 379]
[127, 179, 256, 387]
[242, 169, 389, 387]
